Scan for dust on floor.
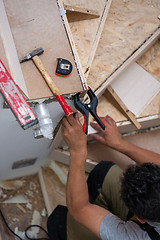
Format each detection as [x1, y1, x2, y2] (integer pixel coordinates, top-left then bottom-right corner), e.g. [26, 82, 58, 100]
[0, 165, 67, 240]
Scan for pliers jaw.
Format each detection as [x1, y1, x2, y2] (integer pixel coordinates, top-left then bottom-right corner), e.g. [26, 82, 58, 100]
[74, 87, 105, 135]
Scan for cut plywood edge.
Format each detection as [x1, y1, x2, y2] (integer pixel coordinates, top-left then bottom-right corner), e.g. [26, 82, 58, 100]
[63, 4, 100, 18]
[86, 0, 160, 97]
[0, 0, 28, 97]
[110, 62, 160, 117]
[2, 0, 86, 100]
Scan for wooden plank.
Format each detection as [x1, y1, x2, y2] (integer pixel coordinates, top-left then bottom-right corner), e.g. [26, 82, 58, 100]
[64, 0, 107, 72]
[58, 0, 88, 91]
[64, 4, 100, 18]
[110, 63, 160, 116]
[84, 0, 112, 80]
[2, 0, 84, 99]
[85, 0, 160, 97]
[105, 85, 141, 129]
[64, 0, 112, 91]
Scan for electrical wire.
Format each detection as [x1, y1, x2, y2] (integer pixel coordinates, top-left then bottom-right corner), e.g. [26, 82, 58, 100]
[25, 225, 49, 240]
[0, 209, 50, 240]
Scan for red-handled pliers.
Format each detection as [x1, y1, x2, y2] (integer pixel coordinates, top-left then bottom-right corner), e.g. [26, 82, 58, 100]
[74, 87, 105, 134]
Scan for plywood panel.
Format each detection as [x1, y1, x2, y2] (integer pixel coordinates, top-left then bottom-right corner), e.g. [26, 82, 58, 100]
[137, 39, 160, 118]
[87, 0, 160, 93]
[3, 0, 84, 99]
[137, 39, 160, 82]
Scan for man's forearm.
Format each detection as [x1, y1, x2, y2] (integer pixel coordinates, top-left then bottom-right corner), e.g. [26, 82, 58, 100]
[67, 150, 89, 221]
[116, 139, 160, 165]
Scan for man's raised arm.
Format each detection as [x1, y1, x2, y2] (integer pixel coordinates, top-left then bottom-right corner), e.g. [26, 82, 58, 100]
[62, 114, 110, 238]
[90, 115, 160, 166]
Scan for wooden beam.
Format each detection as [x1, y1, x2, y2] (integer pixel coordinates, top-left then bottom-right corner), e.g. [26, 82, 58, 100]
[105, 85, 141, 129]
[64, 4, 100, 18]
[96, 27, 160, 98]
[57, 0, 88, 91]
[84, 0, 112, 80]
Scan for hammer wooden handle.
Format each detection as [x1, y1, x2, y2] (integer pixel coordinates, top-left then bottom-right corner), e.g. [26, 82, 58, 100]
[33, 55, 73, 116]
[33, 55, 61, 95]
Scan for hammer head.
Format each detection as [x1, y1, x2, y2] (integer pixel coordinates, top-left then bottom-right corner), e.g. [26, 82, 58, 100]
[20, 48, 44, 63]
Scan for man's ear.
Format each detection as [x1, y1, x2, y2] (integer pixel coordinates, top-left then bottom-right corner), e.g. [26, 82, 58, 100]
[136, 216, 146, 224]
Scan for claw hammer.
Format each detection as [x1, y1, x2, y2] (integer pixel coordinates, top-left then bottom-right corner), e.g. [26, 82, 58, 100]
[20, 48, 73, 116]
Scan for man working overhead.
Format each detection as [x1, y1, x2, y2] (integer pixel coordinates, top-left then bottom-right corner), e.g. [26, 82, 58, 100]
[47, 114, 160, 240]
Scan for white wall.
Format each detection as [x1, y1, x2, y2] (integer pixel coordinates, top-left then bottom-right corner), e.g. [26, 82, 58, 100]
[0, 99, 73, 181]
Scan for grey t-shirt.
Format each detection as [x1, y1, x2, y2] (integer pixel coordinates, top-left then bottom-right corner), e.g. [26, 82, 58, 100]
[100, 213, 160, 240]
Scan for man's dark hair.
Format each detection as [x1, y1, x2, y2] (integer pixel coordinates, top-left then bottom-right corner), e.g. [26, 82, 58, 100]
[121, 163, 160, 222]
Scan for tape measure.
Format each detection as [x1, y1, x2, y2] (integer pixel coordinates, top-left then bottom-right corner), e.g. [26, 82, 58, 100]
[56, 58, 73, 77]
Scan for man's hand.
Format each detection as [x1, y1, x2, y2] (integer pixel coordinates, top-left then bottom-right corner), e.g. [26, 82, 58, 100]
[90, 115, 124, 150]
[62, 113, 87, 156]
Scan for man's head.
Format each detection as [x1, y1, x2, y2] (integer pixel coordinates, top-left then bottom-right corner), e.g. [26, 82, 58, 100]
[121, 163, 160, 222]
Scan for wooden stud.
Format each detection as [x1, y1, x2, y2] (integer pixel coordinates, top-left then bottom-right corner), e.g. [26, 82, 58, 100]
[105, 85, 141, 129]
[84, 0, 112, 80]
[57, 0, 88, 91]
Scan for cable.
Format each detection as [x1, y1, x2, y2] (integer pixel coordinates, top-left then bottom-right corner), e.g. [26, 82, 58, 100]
[25, 225, 49, 240]
[0, 209, 50, 240]
[0, 209, 23, 240]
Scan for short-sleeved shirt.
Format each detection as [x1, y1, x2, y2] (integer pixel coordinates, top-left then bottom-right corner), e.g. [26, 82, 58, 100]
[100, 213, 160, 240]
